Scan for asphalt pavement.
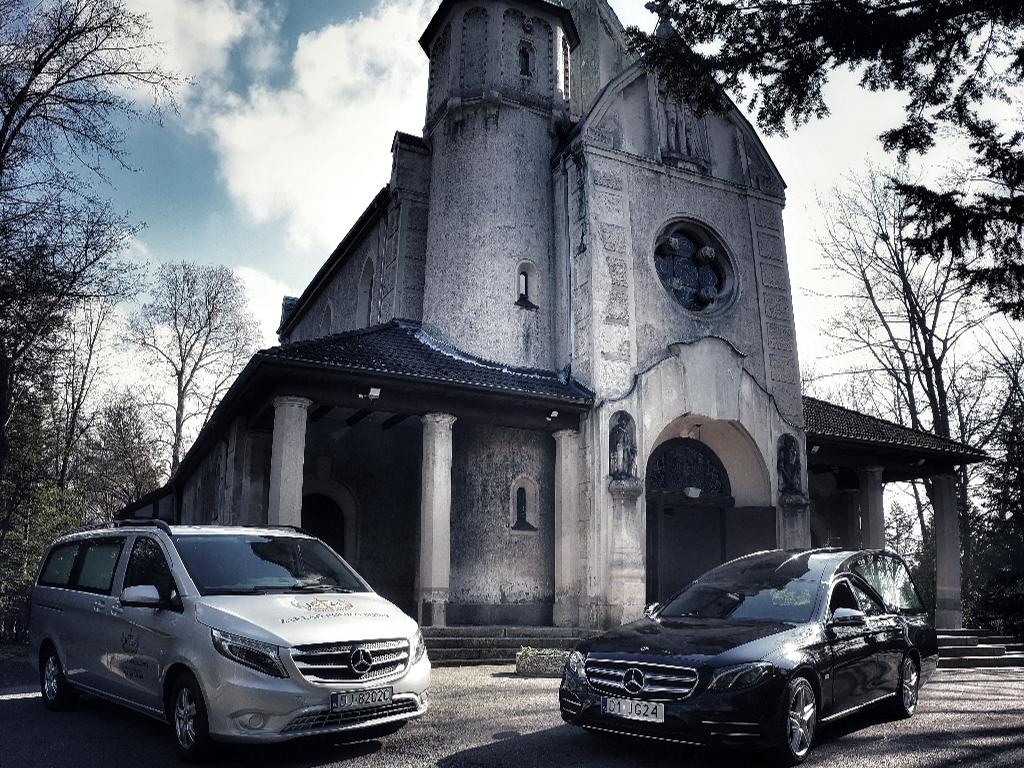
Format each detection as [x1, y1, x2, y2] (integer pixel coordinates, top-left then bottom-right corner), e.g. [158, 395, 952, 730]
[1, 659, 1022, 768]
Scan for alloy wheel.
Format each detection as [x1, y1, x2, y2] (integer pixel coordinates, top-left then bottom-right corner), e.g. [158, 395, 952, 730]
[901, 657, 920, 714]
[43, 656, 59, 701]
[174, 686, 197, 750]
[787, 678, 816, 759]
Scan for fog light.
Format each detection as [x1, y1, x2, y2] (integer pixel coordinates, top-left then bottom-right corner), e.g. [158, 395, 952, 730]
[243, 713, 266, 730]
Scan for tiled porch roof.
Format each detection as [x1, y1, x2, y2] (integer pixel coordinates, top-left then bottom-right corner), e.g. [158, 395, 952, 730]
[803, 396, 986, 462]
[260, 319, 594, 404]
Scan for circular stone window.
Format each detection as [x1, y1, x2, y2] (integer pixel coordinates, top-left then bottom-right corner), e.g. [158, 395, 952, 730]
[653, 223, 734, 313]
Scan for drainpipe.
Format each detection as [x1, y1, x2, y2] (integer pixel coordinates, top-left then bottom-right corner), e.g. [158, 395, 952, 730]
[561, 154, 574, 377]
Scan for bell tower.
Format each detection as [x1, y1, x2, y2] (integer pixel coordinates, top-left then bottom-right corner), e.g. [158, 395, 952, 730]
[418, 1, 579, 370]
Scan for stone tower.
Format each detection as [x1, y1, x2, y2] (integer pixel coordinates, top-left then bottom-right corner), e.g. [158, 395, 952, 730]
[418, 0, 579, 369]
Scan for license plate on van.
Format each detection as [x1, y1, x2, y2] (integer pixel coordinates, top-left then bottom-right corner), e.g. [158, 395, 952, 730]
[331, 687, 392, 711]
[601, 696, 664, 723]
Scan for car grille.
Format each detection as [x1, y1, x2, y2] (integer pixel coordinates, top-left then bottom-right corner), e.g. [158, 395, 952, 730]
[290, 638, 410, 685]
[585, 656, 699, 700]
[281, 700, 418, 733]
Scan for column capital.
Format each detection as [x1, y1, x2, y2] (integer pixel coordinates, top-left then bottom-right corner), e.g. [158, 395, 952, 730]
[422, 412, 457, 429]
[857, 465, 885, 480]
[552, 428, 579, 443]
[273, 395, 313, 410]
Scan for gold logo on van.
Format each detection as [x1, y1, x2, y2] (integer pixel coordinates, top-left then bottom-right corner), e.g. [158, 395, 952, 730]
[290, 598, 353, 613]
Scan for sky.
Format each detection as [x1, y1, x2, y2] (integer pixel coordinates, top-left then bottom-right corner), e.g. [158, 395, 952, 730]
[107, 0, 913, 359]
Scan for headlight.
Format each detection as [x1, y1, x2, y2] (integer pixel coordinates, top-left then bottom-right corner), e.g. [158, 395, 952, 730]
[211, 629, 287, 678]
[410, 629, 427, 664]
[708, 662, 774, 692]
[565, 650, 587, 681]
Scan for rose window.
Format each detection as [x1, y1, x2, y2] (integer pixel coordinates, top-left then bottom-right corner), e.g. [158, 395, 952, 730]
[654, 227, 731, 312]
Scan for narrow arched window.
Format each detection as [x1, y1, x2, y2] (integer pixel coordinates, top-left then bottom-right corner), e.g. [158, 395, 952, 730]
[515, 266, 538, 310]
[511, 480, 538, 532]
[519, 44, 533, 77]
[519, 270, 529, 300]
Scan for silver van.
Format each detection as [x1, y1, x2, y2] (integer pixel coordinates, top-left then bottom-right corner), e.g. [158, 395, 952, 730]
[28, 521, 430, 760]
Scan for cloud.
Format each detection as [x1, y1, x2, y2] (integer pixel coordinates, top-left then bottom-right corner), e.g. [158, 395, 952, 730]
[127, 0, 280, 99]
[606, 0, 658, 31]
[204, 0, 433, 255]
[235, 266, 296, 347]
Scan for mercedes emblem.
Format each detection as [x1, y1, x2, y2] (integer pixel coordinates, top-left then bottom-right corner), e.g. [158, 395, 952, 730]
[623, 667, 645, 695]
[350, 647, 374, 676]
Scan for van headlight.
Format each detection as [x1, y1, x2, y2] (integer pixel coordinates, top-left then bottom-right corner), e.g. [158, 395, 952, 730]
[211, 629, 288, 678]
[708, 662, 774, 692]
[410, 629, 427, 664]
[565, 650, 587, 681]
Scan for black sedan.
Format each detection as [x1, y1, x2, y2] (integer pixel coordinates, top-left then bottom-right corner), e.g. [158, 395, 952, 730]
[559, 548, 938, 764]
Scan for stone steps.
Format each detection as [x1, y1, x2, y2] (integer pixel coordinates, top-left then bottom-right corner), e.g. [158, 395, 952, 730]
[935, 629, 1024, 669]
[422, 626, 595, 667]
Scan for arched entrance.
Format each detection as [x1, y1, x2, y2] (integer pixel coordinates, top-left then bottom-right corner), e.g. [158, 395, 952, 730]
[301, 494, 346, 558]
[645, 438, 776, 602]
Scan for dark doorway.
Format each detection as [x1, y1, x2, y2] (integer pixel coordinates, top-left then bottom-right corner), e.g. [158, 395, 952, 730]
[301, 494, 346, 559]
[645, 438, 776, 602]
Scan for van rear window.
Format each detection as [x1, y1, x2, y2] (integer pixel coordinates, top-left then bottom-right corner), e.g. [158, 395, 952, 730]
[38, 543, 80, 587]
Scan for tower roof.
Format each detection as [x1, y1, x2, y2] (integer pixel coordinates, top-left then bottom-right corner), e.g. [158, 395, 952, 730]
[419, 0, 581, 54]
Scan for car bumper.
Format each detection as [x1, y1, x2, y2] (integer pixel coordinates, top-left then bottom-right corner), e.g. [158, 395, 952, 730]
[202, 652, 431, 742]
[558, 670, 786, 749]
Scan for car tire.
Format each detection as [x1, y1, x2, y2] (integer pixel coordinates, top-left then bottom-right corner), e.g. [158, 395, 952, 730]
[169, 672, 213, 763]
[772, 675, 817, 766]
[39, 646, 78, 711]
[890, 655, 920, 719]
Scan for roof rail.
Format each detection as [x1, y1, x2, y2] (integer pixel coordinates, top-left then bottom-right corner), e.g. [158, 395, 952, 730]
[114, 519, 173, 535]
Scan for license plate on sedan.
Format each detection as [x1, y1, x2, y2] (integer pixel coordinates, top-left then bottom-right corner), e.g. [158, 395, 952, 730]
[330, 687, 392, 712]
[601, 696, 665, 723]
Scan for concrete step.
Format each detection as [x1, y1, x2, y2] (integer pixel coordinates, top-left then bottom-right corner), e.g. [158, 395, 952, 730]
[938, 645, 1005, 657]
[938, 655, 1024, 669]
[980, 635, 1019, 644]
[938, 635, 978, 647]
[421, 626, 594, 639]
[936, 628, 985, 636]
[428, 647, 532, 662]
[425, 636, 581, 650]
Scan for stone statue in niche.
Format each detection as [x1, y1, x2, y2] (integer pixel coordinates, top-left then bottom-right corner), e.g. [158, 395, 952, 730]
[609, 411, 637, 479]
[778, 433, 803, 495]
[663, 100, 702, 159]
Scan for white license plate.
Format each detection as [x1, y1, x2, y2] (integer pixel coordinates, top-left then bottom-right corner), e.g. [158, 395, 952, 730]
[330, 687, 392, 712]
[601, 696, 665, 723]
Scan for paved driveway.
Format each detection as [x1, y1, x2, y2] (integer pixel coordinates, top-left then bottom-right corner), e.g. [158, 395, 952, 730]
[1, 661, 1021, 767]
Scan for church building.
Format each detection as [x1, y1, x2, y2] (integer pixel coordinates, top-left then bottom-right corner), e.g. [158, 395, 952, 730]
[122, 0, 984, 631]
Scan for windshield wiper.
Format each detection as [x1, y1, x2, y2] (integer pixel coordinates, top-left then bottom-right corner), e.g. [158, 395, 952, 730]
[285, 584, 355, 593]
[204, 586, 269, 595]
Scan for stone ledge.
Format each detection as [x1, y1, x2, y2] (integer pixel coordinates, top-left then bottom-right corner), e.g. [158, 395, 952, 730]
[515, 647, 568, 677]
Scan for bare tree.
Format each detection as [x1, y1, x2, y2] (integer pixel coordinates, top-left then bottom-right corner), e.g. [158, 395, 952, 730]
[129, 262, 259, 473]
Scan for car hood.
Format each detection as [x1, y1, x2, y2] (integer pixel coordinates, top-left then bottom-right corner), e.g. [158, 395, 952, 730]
[192, 592, 417, 648]
[583, 616, 803, 665]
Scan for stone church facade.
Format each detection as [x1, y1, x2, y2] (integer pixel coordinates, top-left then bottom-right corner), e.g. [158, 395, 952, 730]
[123, 0, 983, 630]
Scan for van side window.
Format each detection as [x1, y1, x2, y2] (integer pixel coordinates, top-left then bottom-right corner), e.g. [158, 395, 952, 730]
[124, 537, 176, 601]
[75, 539, 125, 594]
[38, 543, 80, 587]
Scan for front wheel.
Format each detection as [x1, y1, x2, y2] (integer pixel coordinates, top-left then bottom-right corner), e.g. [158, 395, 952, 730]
[39, 647, 78, 710]
[170, 672, 213, 762]
[890, 655, 920, 719]
[772, 676, 817, 765]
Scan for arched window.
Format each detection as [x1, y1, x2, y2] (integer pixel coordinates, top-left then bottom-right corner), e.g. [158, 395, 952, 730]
[515, 261, 538, 310]
[519, 43, 533, 77]
[510, 476, 539, 532]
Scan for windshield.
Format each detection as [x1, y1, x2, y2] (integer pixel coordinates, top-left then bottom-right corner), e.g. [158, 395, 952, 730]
[173, 534, 368, 596]
[658, 577, 820, 624]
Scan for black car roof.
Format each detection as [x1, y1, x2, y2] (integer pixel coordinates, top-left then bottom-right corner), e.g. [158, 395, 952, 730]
[704, 548, 884, 585]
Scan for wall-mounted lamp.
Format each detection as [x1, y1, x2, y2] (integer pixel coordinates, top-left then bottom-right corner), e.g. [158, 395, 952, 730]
[809, 444, 820, 454]
[359, 386, 382, 400]
[546, 410, 559, 422]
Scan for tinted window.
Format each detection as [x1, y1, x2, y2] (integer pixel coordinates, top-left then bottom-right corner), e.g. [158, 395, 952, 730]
[850, 581, 885, 616]
[659, 578, 818, 623]
[38, 543, 80, 587]
[852, 553, 925, 613]
[123, 537, 177, 601]
[75, 539, 125, 593]
[173, 535, 368, 596]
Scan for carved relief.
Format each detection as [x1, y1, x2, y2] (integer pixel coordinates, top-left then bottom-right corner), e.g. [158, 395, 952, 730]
[769, 352, 800, 384]
[754, 201, 781, 230]
[598, 222, 626, 253]
[606, 257, 628, 287]
[767, 321, 795, 352]
[604, 289, 629, 325]
[660, 96, 709, 170]
[654, 224, 733, 312]
[760, 263, 790, 291]
[591, 168, 623, 190]
[757, 232, 784, 263]
[646, 438, 730, 497]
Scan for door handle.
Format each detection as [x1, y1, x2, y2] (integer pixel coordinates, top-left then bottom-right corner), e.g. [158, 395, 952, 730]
[92, 599, 106, 612]
[110, 605, 123, 617]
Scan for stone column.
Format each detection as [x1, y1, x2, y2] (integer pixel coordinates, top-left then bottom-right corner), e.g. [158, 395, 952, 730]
[553, 429, 580, 627]
[932, 474, 963, 629]
[608, 477, 645, 626]
[838, 487, 862, 549]
[857, 466, 885, 549]
[418, 413, 456, 627]
[267, 396, 312, 527]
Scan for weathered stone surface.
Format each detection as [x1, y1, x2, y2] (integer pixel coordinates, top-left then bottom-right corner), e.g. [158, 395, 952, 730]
[515, 647, 568, 677]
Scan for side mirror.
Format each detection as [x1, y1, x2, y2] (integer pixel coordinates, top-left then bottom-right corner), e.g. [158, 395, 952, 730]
[831, 607, 867, 627]
[643, 602, 661, 618]
[120, 584, 163, 608]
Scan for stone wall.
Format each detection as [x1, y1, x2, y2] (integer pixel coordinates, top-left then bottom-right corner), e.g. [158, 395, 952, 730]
[449, 422, 556, 625]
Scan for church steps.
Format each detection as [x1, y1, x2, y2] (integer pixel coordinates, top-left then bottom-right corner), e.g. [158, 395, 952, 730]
[935, 629, 1024, 669]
